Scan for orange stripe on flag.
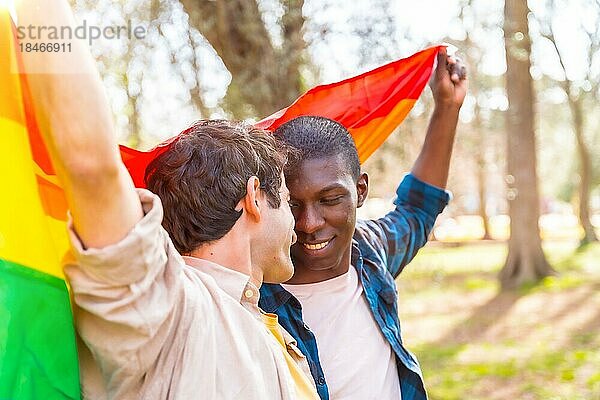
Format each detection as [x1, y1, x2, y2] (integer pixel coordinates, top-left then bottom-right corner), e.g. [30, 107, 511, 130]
[36, 175, 68, 222]
[350, 99, 416, 163]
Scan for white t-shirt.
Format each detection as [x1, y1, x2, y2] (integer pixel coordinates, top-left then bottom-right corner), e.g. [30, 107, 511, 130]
[282, 267, 401, 400]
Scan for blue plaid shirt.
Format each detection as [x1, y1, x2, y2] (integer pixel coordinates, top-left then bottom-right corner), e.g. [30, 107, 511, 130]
[259, 174, 450, 400]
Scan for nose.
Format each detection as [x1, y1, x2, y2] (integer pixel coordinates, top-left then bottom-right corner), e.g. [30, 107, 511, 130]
[295, 205, 325, 235]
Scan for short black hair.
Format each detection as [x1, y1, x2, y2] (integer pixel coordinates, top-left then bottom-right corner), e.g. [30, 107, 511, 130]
[274, 116, 360, 180]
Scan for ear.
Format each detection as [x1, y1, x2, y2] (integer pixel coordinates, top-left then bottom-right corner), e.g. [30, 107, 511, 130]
[239, 176, 262, 222]
[356, 172, 369, 208]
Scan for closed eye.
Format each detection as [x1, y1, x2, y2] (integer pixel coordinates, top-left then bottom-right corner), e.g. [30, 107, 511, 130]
[320, 196, 344, 205]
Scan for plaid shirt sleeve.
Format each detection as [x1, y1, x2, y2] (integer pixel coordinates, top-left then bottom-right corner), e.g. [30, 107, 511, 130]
[357, 174, 450, 278]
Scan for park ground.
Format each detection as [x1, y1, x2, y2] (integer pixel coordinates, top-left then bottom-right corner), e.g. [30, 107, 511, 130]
[397, 241, 600, 400]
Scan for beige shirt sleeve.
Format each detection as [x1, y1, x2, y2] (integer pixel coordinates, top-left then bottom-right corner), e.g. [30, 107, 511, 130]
[64, 189, 187, 390]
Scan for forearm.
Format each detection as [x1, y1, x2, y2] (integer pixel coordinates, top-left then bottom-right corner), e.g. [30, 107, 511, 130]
[357, 190, 447, 278]
[410, 104, 460, 189]
[17, 1, 117, 173]
[17, 0, 142, 248]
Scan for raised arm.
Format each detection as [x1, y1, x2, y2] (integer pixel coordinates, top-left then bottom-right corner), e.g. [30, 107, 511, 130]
[410, 47, 468, 189]
[356, 48, 467, 278]
[16, 0, 143, 248]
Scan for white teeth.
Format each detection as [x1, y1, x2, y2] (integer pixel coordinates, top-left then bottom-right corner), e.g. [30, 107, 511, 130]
[302, 241, 330, 250]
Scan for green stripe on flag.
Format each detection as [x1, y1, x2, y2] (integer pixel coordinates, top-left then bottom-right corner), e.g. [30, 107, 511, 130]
[0, 258, 80, 400]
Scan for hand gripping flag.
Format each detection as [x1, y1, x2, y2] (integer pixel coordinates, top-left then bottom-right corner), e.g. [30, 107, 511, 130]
[0, 4, 440, 395]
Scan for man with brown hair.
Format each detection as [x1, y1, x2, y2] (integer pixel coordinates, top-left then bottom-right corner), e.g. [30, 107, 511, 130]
[145, 119, 297, 288]
[18, 1, 319, 399]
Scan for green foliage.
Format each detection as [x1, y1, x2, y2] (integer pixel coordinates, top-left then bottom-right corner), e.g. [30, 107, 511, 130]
[588, 372, 600, 392]
[399, 242, 600, 400]
[553, 242, 600, 272]
[464, 277, 495, 290]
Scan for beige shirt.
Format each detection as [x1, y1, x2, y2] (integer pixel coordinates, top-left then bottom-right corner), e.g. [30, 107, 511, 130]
[64, 189, 317, 399]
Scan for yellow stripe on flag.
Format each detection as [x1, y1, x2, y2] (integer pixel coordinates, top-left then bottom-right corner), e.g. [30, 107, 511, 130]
[0, 118, 68, 278]
[0, 10, 68, 278]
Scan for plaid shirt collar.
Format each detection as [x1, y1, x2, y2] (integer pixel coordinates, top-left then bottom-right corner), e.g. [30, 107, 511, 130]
[259, 278, 297, 312]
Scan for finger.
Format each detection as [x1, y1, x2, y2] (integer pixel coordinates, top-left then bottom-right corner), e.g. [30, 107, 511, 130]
[459, 64, 468, 80]
[442, 42, 458, 57]
[435, 48, 449, 80]
[446, 60, 459, 81]
[455, 63, 467, 80]
[448, 58, 468, 81]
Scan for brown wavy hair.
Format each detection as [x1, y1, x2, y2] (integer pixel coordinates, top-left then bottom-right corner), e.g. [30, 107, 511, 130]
[145, 120, 290, 254]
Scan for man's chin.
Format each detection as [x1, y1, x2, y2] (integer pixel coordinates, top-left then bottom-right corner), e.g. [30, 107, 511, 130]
[263, 261, 294, 284]
[304, 264, 338, 272]
[292, 252, 338, 272]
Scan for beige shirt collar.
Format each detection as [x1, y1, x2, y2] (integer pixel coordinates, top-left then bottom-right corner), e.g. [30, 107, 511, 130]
[181, 257, 302, 348]
[182, 256, 260, 308]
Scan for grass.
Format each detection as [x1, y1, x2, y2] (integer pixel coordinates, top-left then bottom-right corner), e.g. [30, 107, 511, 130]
[396, 241, 600, 400]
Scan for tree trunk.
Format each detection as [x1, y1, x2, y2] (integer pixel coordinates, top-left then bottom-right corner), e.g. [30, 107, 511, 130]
[567, 94, 598, 245]
[186, 29, 210, 118]
[540, 9, 599, 247]
[475, 133, 492, 240]
[471, 87, 491, 240]
[500, 0, 555, 289]
[470, 81, 492, 240]
[125, 28, 142, 148]
[180, 0, 306, 119]
[460, 8, 492, 240]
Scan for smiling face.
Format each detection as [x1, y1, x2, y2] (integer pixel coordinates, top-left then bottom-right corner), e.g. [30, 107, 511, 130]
[285, 155, 368, 284]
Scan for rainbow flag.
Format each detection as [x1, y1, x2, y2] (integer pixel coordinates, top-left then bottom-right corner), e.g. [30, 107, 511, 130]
[0, 3, 439, 395]
[255, 46, 441, 163]
[0, 9, 80, 400]
[123, 46, 441, 185]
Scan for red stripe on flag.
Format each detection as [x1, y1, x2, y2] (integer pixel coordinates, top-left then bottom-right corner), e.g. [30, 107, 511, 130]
[119, 135, 178, 188]
[9, 20, 56, 176]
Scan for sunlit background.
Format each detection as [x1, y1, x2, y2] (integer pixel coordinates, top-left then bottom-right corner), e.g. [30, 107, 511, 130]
[12, 0, 600, 398]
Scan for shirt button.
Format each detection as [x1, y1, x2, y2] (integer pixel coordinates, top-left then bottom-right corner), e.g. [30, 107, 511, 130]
[317, 377, 326, 385]
[244, 289, 254, 299]
[303, 323, 310, 331]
